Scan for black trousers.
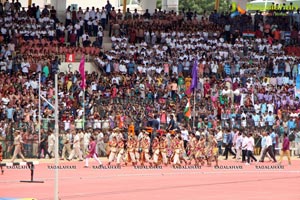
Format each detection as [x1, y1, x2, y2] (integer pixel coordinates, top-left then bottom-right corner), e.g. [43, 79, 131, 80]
[224, 143, 236, 159]
[38, 144, 52, 159]
[242, 150, 247, 162]
[247, 150, 257, 163]
[260, 146, 276, 162]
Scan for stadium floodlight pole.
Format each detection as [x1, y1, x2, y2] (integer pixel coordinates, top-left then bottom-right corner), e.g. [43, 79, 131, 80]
[54, 73, 59, 200]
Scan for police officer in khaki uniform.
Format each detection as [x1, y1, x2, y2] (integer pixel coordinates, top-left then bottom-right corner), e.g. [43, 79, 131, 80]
[11, 130, 27, 163]
[61, 131, 71, 160]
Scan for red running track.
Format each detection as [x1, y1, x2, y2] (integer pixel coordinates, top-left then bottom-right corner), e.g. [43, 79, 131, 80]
[0, 159, 300, 200]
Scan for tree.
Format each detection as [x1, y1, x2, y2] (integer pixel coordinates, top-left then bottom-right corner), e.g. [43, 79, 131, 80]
[156, 0, 231, 14]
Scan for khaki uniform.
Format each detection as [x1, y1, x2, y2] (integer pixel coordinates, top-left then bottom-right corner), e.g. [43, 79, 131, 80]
[79, 132, 85, 153]
[68, 134, 83, 160]
[11, 134, 26, 162]
[96, 132, 106, 156]
[61, 133, 71, 159]
[47, 133, 55, 158]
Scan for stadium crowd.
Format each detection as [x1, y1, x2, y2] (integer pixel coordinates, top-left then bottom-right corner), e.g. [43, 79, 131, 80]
[0, 0, 299, 167]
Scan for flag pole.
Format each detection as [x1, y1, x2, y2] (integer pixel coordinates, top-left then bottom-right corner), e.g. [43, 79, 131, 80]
[79, 56, 86, 130]
[193, 89, 196, 129]
[191, 58, 198, 129]
[83, 88, 85, 130]
[54, 73, 59, 200]
[38, 73, 41, 144]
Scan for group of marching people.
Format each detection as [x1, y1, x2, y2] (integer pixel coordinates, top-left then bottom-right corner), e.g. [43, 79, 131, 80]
[103, 129, 219, 167]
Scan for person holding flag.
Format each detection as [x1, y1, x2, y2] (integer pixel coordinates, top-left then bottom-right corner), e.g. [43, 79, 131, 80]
[184, 59, 198, 126]
[79, 56, 86, 129]
[184, 98, 191, 120]
[190, 59, 198, 92]
[79, 55, 86, 89]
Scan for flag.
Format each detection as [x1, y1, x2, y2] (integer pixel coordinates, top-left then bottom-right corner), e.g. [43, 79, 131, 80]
[79, 56, 86, 89]
[190, 59, 198, 91]
[184, 98, 191, 119]
[185, 59, 198, 96]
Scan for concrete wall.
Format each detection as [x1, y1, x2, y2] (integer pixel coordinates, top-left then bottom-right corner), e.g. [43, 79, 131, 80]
[140, 0, 157, 13]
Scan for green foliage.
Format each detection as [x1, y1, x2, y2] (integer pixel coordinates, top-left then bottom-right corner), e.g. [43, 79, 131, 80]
[156, 0, 231, 14]
[157, 0, 162, 9]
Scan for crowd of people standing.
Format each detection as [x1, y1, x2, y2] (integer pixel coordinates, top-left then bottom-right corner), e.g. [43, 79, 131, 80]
[0, 1, 299, 169]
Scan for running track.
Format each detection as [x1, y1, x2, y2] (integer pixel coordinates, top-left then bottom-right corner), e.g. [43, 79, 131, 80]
[0, 159, 299, 200]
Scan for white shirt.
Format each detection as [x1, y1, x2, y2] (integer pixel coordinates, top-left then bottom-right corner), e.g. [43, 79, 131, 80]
[64, 120, 70, 131]
[246, 137, 255, 151]
[82, 34, 89, 41]
[235, 135, 243, 149]
[216, 131, 223, 141]
[21, 62, 30, 73]
[93, 119, 101, 129]
[266, 135, 272, 147]
[66, 11, 71, 19]
[181, 129, 189, 141]
[242, 136, 248, 150]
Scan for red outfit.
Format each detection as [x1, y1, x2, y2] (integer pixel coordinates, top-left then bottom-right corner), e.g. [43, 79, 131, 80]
[86, 141, 97, 158]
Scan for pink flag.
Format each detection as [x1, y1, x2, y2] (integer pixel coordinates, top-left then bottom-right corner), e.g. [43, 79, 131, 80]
[79, 56, 86, 89]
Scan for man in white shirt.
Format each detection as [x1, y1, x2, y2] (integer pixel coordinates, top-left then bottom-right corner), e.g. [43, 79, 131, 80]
[259, 132, 277, 162]
[181, 126, 189, 153]
[97, 26, 103, 47]
[215, 127, 223, 155]
[21, 59, 30, 75]
[68, 131, 83, 161]
[241, 133, 248, 163]
[244, 133, 257, 165]
[259, 131, 272, 162]
[235, 132, 243, 161]
[81, 31, 90, 47]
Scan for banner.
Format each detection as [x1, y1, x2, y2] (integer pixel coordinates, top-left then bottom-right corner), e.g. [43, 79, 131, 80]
[66, 54, 75, 62]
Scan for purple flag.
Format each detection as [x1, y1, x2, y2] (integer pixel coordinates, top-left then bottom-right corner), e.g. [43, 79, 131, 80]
[79, 56, 86, 89]
[190, 59, 198, 91]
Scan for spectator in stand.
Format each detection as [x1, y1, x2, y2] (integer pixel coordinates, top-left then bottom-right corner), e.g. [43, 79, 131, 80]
[105, 0, 112, 24]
